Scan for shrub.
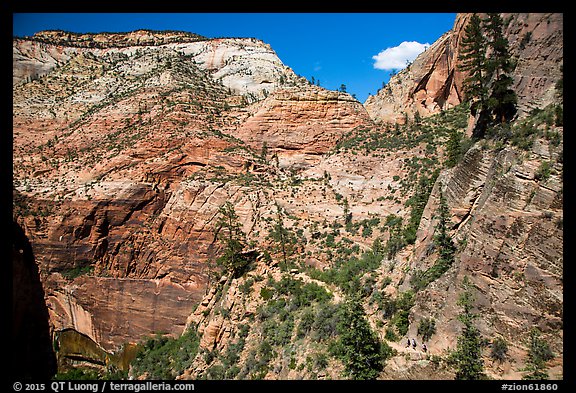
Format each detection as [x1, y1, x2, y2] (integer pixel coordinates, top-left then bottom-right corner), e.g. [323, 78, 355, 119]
[417, 317, 437, 342]
[534, 161, 552, 182]
[260, 287, 274, 301]
[384, 328, 398, 342]
[296, 308, 315, 339]
[54, 368, 100, 380]
[392, 291, 415, 336]
[312, 303, 342, 342]
[490, 336, 508, 363]
[131, 329, 200, 380]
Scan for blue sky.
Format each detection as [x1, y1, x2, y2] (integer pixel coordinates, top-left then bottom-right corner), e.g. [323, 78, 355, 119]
[13, 13, 456, 103]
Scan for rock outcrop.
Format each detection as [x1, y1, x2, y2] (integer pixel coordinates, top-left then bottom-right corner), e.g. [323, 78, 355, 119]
[13, 29, 304, 102]
[13, 19, 563, 380]
[364, 13, 563, 123]
[236, 85, 374, 165]
[12, 30, 370, 351]
[403, 134, 563, 378]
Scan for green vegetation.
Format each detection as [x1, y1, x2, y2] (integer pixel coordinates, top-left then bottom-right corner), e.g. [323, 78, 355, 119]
[200, 324, 250, 380]
[334, 103, 467, 156]
[246, 274, 338, 378]
[215, 202, 251, 278]
[450, 277, 486, 380]
[459, 14, 488, 106]
[490, 336, 509, 363]
[307, 247, 383, 295]
[417, 317, 437, 342]
[403, 170, 439, 245]
[390, 290, 415, 336]
[410, 190, 456, 291]
[61, 264, 94, 280]
[131, 329, 200, 380]
[331, 295, 392, 379]
[445, 129, 464, 168]
[522, 328, 554, 380]
[459, 13, 517, 137]
[383, 214, 405, 259]
[535, 161, 552, 182]
[492, 104, 564, 151]
[53, 368, 101, 380]
[267, 202, 298, 269]
[54, 367, 127, 380]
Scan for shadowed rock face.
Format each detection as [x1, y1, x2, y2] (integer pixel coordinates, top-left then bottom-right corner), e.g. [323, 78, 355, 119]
[12, 220, 57, 379]
[365, 13, 563, 123]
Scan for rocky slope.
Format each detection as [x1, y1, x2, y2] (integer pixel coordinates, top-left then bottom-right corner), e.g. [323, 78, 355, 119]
[404, 132, 563, 379]
[14, 29, 304, 103]
[13, 29, 372, 351]
[365, 13, 563, 124]
[13, 14, 563, 381]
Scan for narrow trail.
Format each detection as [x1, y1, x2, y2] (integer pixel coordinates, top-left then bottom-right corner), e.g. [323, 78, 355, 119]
[366, 312, 431, 362]
[386, 339, 429, 361]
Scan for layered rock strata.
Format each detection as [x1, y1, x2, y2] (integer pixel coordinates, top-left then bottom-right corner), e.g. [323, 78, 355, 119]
[365, 13, 563, 123]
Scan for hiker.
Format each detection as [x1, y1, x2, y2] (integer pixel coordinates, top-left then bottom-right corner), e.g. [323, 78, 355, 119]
[422, 343, 428, 353]
[412, 338, 417, 350]
[406, 338, 411, 348]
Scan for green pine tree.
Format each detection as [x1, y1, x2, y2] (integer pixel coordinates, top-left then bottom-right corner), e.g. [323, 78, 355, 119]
[335, 295, 386, 379]
[445, 129, 463, 168]
[452, 276, 486, 380]
[483, 13, 517, 124]
[267, 201, 297, 268]
[458, 14, 488, 109]
[435, 190, 456, 267]
[215, 202, 249, 277]
[522, 328, 554, 380]
[458, 13, 517, 136]
[409, 190, 456, 291]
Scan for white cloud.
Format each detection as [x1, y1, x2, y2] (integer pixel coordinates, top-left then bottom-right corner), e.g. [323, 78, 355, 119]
[372, 41, 430, 71]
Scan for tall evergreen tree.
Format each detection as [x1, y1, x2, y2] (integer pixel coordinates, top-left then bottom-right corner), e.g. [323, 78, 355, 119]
[483, 13, 517, 123]
[336, 295, 386, 379]
[267, 201, 297, 268]
[409, 190, 456, 291]
[522, 328, 554, 380]
[445, 129, 463, 168]
[453, 276, 486, 380]
[458, 14, 491, 138]
[458, 13, 517, 136]
[215, 202, 249, 277]
[435, 190, 456, 268]
[458, 14, 488, 110]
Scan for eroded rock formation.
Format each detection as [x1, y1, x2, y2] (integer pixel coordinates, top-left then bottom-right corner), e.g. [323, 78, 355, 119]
[365, 13, 563, 123]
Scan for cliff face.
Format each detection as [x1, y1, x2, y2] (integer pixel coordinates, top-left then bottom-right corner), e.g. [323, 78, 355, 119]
[13, 29, 303, 102]
[404, 137, 563, 379]
[12, 30, 374, 351]
[236, 85, 373, 159]
[364, 13, 563, 123]
[13, 19, 562, 380]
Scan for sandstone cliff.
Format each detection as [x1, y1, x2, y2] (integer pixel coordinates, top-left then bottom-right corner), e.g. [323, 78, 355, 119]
[14, 29, 304, 102]
[12, 29, 373, 351]
[403, 135, 563, 379]
[13, 18, 563, 381]
[364, 13, 563, 123]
